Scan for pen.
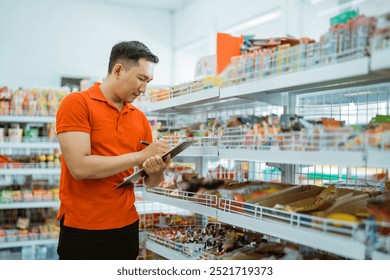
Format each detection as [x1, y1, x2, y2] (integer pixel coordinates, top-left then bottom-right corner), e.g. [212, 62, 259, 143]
[140, 140, 151, 146]
[140, 139, 169, 160]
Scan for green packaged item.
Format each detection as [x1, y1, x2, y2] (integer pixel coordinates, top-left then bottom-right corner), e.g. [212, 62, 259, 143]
[330, 9, 359, 26]
[0, 190, 13, 203]
[371, 115, 390, 123]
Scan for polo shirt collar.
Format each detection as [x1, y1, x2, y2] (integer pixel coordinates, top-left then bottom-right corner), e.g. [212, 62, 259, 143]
[88, 82, 135, 111]
[88, 82, 106, 101]
[126, 103, 136, 111]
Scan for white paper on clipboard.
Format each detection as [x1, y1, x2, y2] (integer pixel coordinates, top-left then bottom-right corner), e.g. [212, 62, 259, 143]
[115, 138, 197, 189]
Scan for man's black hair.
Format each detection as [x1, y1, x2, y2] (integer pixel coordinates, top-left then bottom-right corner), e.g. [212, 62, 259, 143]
[108, 41, 159, 74]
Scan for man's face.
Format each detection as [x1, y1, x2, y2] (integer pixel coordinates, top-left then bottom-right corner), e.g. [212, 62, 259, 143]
[116, 58, 154, 103]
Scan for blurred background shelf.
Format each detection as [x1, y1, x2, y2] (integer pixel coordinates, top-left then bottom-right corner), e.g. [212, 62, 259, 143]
[0, 238, 58, 249]
[0, 201, 60, 210]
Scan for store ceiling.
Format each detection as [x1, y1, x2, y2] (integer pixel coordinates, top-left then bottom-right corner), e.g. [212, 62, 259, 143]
[84, 0, 192, 10]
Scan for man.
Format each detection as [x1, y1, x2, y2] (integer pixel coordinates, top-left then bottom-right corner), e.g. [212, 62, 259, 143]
[56, 41, 171, 260]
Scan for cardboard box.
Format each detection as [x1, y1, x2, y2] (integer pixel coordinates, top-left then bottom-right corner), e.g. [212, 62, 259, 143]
[218, 181, 296, 212]
[321, 193, 370, 216]
[254, 185, 324, 208]
[288, 187, 368, 211]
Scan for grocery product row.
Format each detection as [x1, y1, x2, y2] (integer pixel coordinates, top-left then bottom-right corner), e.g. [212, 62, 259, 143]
[0, 152, 62, 168]
[140, 11, 390, 111]
[0, 208, 59, 246]
[0, 121, 62, 192]
[142, 181, 390, 260]
[0, 188, 188, 252]
[0, 225, 59, 246]
[142, 129, 390, 169]
[0, 188, 60, 205]
[0, 122, 57, 143]
[223, 10, 382, 87]
[144, 219, 344, 260]
[0, 209, 59, 259]
[143, 56, 388, 112]
[0, 86, 69, 117]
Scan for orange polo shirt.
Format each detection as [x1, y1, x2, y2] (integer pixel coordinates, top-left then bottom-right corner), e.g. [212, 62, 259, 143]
[56, 83, 152, 230]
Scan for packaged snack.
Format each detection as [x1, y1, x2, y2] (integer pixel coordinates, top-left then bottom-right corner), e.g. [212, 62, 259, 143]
[16, 217, 29, 230]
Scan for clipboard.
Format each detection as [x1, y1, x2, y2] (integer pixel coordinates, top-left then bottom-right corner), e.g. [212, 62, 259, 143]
[115, 138, 197, 189]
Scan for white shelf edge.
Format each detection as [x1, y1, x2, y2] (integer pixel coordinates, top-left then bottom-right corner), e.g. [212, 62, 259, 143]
[179, 146, 219, 157]
[135, 201, 189, 214]
[217, 210, 365, 259]
[219, 149, 365, 167]
[371, 250, 390, 260]
[0, 116, 56, 123]
[0, 168, 61, 175]
[366, 150, 390, 168]
[220, 58, 370, 99]
[139, 231, 147, 244]
[0, 238, 58, 249]
[145, 240, 192, 260]
[370, 49, 390, 71]
[0, 142, 59, 149]
[143, 191, 218, 218]
[147, 87, 220, 112]
[0, 201, 60, 210]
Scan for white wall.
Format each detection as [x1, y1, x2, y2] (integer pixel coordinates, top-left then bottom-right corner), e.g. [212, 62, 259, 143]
[172, 0, 285, 83]
[0, 0, 173, 88]
[173, 0, 284, 50]
[302, 0, 390, 40]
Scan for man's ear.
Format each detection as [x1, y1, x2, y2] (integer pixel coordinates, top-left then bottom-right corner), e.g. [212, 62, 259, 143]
[112, 63, 123, 79]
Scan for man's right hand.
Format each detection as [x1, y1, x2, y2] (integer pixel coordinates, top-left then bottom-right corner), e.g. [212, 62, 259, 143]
[140, 140, 170, 162]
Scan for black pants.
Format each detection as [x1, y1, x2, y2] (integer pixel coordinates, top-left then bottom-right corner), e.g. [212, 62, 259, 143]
[57, 218, 139, 260]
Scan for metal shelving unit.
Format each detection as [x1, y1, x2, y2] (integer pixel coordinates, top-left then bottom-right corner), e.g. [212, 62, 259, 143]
[0, 167, 61, 176]
[220, 58, 371, 100]
[143, 189, 367, 259]
[217, 198, 366, 259]
[0, 114, 60, 260]
[219, 149, 365, 167]
[145, 238, 193, 260]
[134, 200, 192, 214]
[371, 49, 390, 73]
[162, 136, 219, 157]
[0, 201, 60, 210]
[137, 49, 390, 259]
[144, 188, 218, 218]
[0, 115, 56, 123]
[147, 87, 220, 112]
[371, 250, 390, 260]
[0, 238, 58, 250]
[366, 150, 390, 169]
[0, 141, 59, 149]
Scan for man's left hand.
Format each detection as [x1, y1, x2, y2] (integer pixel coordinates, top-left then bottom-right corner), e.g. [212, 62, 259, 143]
[142, 154, 171, 176]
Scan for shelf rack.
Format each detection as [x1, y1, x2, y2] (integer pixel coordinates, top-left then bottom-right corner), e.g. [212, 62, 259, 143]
[0, 115, 56, 123]
[140, 53, 390, 258]
[0, 201, 60, 210]
[0, 238, 58, 250]
[144, 187, 368, 259]
[145, 233, 201, 260]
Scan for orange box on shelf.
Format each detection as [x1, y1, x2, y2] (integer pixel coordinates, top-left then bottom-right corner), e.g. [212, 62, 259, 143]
[217, 33, 243, 75]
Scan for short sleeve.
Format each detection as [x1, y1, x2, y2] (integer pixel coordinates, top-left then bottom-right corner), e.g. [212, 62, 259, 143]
[56, 93, 91, 135]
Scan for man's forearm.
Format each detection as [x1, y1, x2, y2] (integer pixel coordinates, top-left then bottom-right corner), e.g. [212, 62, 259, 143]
[69, 153, 139, 180]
